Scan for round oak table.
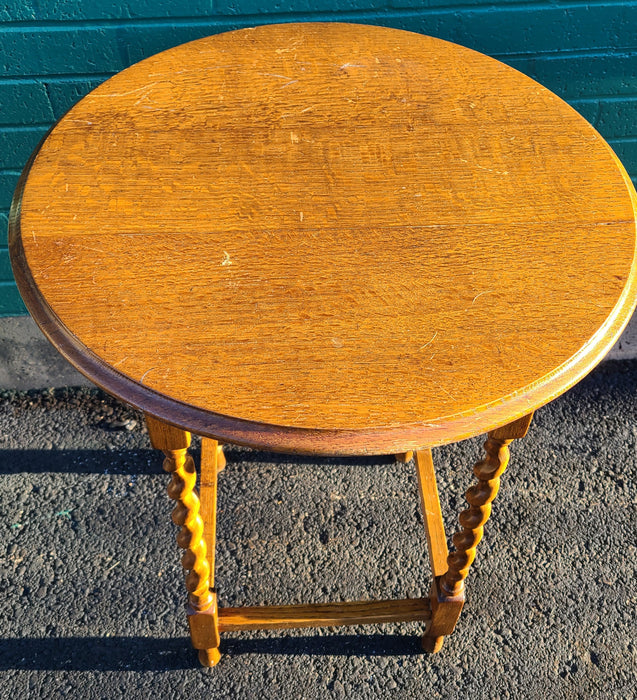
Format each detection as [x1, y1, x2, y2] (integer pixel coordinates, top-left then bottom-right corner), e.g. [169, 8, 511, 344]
[9, 23, 637, 667]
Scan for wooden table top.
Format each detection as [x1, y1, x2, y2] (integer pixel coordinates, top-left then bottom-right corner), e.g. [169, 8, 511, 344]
[10, 23, 637, 454]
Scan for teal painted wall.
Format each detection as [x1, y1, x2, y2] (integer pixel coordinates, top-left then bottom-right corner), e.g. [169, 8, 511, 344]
[1, 1, 636, 315]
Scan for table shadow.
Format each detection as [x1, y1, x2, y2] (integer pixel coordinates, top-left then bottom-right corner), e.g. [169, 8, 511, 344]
[0, 449, 395, 475]
[0, 634, 423, 671]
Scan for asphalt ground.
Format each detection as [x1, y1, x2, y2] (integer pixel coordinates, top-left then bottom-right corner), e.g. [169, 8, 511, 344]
[0, 360, 635, 699]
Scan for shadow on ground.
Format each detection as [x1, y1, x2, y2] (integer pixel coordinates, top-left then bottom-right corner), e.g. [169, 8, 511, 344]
[0, 634, 425, 672]
[0, 449, 395, 475]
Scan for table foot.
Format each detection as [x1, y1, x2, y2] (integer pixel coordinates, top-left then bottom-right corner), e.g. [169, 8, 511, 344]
[421, 634, 444, 653]
[198, 648, 221, 667]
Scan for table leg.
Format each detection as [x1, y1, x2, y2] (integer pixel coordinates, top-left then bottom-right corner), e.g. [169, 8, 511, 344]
[145, 415, 217, 664]
[415, 449, 449, 580]
[194, 437, 224, 667]
[422, 413, 533, 652]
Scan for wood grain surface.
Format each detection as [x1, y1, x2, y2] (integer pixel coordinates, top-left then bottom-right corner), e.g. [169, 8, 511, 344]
[415, 449, 449, 578]
[217, 598, 432, 631]
[9, 22, 637, 454]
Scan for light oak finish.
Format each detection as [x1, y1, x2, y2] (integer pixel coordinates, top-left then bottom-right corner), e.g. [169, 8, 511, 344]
[200, 437, 223, 580]
[490, 412, 534, 441]
[9, 22, 637, 455]
[146, 416, 222, 665]
[9, 23, 637, 667]
[144, 414, 191, 453]
[217, 598, 432, 632]
[187, 597, 221, 668]
[197, 437, 223, 666]
[415, 449, 449, 578]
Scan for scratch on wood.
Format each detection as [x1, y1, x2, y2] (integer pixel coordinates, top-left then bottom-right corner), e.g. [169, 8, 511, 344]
[222, 251, 232, 266]
[418, 331, 438, 351]
[435, 382, 456, 401]
[259, 73, 298, 88]
[460, 157, 509, 175]
[111, 356, 130, 368]
[140, 367, 158, 384]
[471, 290, 493, 305]
[275, 40, 301, 55]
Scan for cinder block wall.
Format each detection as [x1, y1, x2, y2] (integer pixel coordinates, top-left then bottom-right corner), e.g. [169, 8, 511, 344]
[2, 1, 636, 315]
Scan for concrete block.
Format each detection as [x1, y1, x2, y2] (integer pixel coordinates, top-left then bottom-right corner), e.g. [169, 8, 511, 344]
[0, 127, 49, 170]
[0, 82, 55, 125]
[0, 173, 20, 211]
[0, 212, 8, 246]
[44, 78, 111, 119]
[0, 284, 26, 316]
[1, 0, 221, 22]
[0, 250, 13, 281]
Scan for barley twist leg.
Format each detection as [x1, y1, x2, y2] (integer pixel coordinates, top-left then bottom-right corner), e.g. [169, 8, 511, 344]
[422, 436, 511, 653]
[163, 448, 214, 611]
[440, 435, 512, 597]
[146, 415, 219, 667]
[422, 413, 533, 652]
